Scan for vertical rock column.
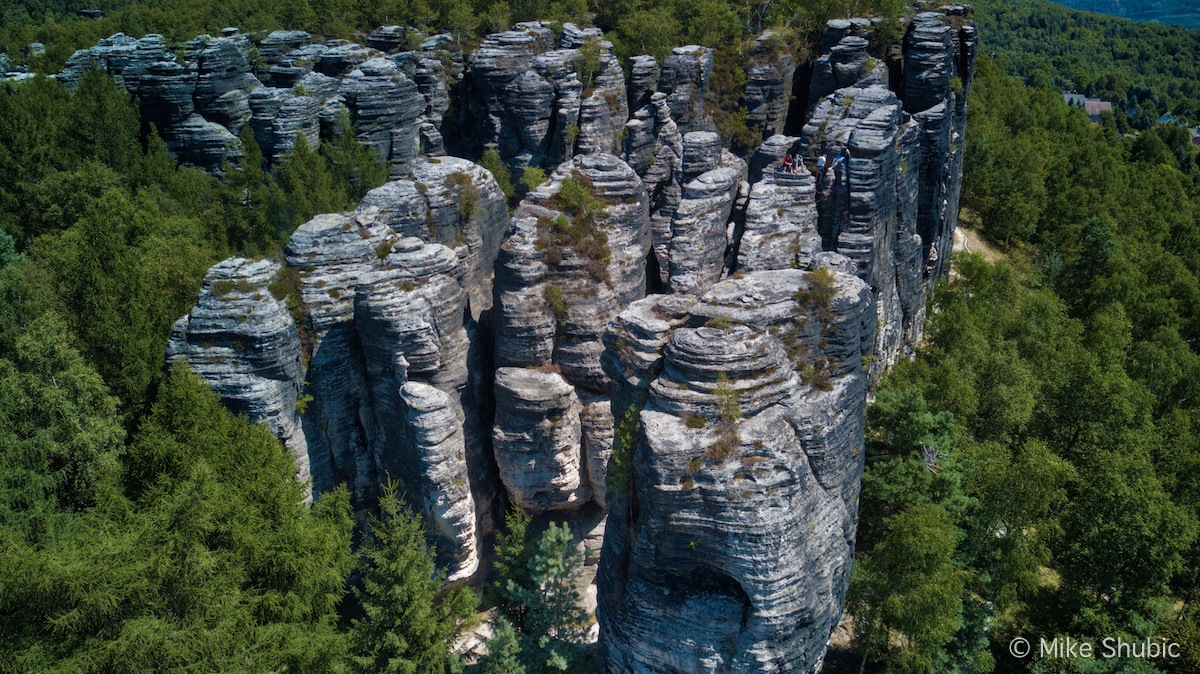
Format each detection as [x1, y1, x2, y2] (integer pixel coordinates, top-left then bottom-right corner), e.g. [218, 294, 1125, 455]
[165, 258, 310, 490]
[598, 260, 874, 673]
[285, 210, 396, 508]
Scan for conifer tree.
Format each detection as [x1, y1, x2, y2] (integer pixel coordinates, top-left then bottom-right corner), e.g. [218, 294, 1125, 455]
[481, 617, 526, 674]
[502, 522, 588, 673]
[350, 482, 476, 674]
[493, 505, 534, 625]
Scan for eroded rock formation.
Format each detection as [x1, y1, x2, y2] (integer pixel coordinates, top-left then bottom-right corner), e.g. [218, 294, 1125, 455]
[162, 7, 974, 671]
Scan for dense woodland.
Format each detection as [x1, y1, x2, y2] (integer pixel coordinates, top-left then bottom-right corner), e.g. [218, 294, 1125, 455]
[852, 56, 1200, 674]
[2, 0, 1200, 672]
[974, 0, 1200, 123]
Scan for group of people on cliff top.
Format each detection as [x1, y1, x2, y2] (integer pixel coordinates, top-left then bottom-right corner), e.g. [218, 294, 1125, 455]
[777, 146, 852, 207]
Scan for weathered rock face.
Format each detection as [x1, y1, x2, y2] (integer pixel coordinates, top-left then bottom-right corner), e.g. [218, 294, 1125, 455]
[795, 8, 974, 377]
[494, 152, 651, 386]
[743, 32, 794, 139]
[160, 9, 975, 670]
[666, 149, 747, 294]
[465, 23, 628, 174]
[340, 57, 425, 174]
[598, 259, 873, 672]
[165, 258, 310, 490]
[658, 45, 714, 135]
[168, 156, 506, 561]
[191, 35, 261, 133]
[737, 159, 822, 273]
[401, 381, 479, 582]
[59, 30, 435, 173]
[595, 9, 975, 672]
[493, 367, 589, 512]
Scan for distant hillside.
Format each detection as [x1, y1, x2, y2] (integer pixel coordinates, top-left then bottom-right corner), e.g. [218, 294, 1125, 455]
[976, 0, 1200, 122]
[1051, 0, 1200, 29]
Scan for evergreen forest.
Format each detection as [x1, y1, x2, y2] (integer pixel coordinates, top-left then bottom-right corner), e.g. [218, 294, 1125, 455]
[0, 0, 1199, 672]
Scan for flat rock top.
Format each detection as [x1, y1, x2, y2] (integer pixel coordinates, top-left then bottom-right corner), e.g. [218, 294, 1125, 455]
[400, 380, 451, 411]
[495, 367, 576, 401]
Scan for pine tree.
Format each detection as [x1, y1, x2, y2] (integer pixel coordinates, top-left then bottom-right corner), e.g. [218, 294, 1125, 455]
[350, 482, 476, 674]
[493, 505, 534, 625]
[322, 116, 390, 205]
[503, 522, 588, 674]
[4, 364, 356, 671]
[225, 125, 276, 254]
[268, 132, 344, 236]
[481, 616, 526, 674]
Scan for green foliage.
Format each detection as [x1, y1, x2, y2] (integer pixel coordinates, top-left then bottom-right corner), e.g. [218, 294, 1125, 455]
[576, 40, 603, 92]
[521, 167, 548, 193]
[269, 265, 314, 363]
[795, 266, 837, 321]
[481, 617, 526, 674]
[269, 133, 349, 238]
[451, 174, 480, 221]
[704, 372, 741, 462]
[493, 505, 534, 627]
[607, 399, 643, 497]
[973, 0, 1200, 121]
[2, 363, 356, 671]
[849, 503, 967, 674]
[856, 47, 1200, 670]
[37, 188, 213, 414]
[0, 229, 22, 267]
[501, 522, 589, 674]
[350, 481, 475, 674]
[0, 312, 124, 534]
[537, 175, 612, 284]
[543, 284, 567, 323]
[322, 117, 390, 205]
[481, 149, 515, 201]
[706, 315, 734, 329]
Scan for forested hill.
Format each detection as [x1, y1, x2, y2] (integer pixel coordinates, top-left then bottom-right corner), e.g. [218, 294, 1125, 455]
[854, 54, 1200, 672]
[1051, 0, 1200, 29]
[974, 0, 1200, 122]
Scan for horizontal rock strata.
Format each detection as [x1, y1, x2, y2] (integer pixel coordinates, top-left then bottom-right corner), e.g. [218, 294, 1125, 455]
[158, 9, 975, 672]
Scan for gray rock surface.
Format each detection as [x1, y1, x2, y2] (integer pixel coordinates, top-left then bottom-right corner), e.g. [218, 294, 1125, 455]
[658, 45, 714, 134]
[465, 24, 627, 174]
[192, 35, 261, 133]
[627, 55, 659, 111]
[165, 258, 309, 491]
[492, 367, 589, 512]
[401, 381, 479, 582]
[339, 57, 425, 174]
[743, 32, 794, 139]
[494, 154, 651, 383]
[666, 155, 747, 294]
[598, 262, 874, 673]
[159, 12, 977, 662]
[737, 164, 821, 272]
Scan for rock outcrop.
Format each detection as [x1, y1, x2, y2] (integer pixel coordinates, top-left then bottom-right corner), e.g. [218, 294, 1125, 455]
[465, 23, 628, 174]
[58, 30, 436, 174]
[168, 156, 506, 558]
[597, 8, 975, 673]
[599, 259, 873, 672]
[158, 8, 975, 672]
[743, 32, 795, 139]
[165, 258, 310, 489]
[658, 46, 714, 135]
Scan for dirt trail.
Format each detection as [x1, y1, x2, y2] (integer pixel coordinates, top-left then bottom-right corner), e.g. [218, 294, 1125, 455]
[953, 226, 1005, 263]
